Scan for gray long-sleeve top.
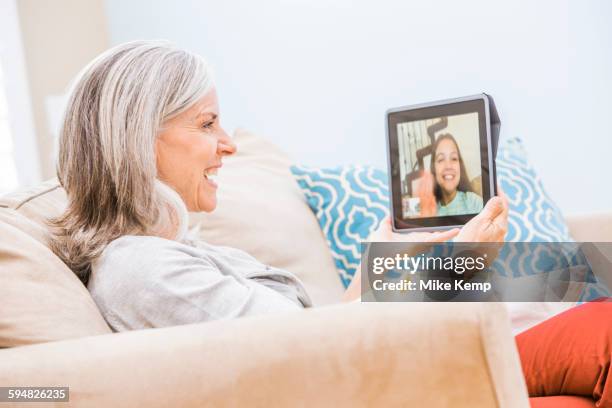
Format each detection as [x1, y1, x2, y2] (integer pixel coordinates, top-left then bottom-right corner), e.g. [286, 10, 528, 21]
[88, 235, 312, 332]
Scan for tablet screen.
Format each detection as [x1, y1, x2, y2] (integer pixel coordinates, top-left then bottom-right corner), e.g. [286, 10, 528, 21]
[387, 96, 494, 230]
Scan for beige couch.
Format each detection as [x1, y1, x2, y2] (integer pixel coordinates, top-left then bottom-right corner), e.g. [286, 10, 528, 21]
[0, 130, 608, 407]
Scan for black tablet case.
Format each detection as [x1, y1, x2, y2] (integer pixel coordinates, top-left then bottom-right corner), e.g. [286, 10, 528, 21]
[484, 94, 500, 192]
[485, 93, 501, 161]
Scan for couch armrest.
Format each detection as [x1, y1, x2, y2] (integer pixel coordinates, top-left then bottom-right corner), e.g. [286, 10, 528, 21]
[565, 211, 612, 242]
[0, 302, 528, 407]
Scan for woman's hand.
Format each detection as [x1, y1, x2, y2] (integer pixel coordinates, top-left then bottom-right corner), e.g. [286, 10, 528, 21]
[344, 190, 509, 302]
[368, 215, 459, 243]
[455, 189, 509, 243]
[343, 216, 459, 302]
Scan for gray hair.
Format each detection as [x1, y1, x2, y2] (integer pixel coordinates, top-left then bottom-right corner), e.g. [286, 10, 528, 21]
[50, 40, 213, 284]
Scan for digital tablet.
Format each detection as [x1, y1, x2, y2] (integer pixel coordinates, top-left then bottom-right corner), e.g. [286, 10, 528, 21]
[385, 94, 500, 232]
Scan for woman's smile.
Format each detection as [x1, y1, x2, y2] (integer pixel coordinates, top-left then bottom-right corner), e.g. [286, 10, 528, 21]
[203, 165, 221, 188]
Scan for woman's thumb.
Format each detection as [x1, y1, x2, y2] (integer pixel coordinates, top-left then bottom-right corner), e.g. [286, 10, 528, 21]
[481, 196, 504, 220]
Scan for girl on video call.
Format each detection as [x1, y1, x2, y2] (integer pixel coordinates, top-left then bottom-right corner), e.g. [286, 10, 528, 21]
[417, 133, 484, 217]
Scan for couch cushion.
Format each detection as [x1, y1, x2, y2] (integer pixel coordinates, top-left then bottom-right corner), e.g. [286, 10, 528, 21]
[189, 129, 344, 305]
[0, 178, 67, 228]
[0, 302, 529, 407]
[0, 208, 111, 347]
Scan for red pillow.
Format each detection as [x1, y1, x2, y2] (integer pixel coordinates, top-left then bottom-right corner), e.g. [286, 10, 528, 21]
[516, 300, 611, 407]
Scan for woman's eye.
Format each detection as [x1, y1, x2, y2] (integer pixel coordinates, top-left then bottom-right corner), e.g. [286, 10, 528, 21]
[202, 121, 215, 129]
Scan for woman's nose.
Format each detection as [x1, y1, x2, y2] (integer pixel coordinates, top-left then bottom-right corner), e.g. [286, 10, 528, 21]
[217, 130, 237, 156]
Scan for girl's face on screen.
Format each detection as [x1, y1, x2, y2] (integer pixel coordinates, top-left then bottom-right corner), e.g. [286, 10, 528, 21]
[434, 138, 461, 196]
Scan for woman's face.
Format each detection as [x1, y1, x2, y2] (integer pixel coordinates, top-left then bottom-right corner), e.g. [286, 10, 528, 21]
[156, 88, 236, 212]
[433, 138, 461, 196]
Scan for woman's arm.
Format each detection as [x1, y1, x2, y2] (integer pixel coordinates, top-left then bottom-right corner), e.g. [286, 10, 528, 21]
[89, 236, 307, 331]
[342, 220, 460, 302]
[343, 193, 509, 302]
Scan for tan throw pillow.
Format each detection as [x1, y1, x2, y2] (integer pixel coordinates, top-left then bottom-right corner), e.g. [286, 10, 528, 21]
[189, 129, 344, 305]
[0, 208, 111, 347]
[0, 178, 67, 229]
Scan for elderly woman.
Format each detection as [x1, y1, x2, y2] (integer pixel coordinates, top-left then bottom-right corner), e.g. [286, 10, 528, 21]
[50, 41, 610, 405]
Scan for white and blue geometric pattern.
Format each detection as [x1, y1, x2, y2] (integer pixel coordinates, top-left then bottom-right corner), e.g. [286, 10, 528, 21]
[496, 138, 572, 242]
[496, 139, 609, 301]
[291, 165, 389, 287]
[580, 281, 611, 302]
[291, 137, 581, 289]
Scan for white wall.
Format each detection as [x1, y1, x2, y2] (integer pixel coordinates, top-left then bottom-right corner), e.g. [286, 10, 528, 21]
[104, 0, 612, 215]
[0, 0, 40, 188]
[16, 0, 110, 179]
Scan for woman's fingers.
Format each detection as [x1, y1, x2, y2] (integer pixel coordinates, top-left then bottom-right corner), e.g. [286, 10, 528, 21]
[401, 229, 459, 243]
[391, 232, 430, 242]
[491, 190, 509, 241]
[428, 228, 460, 242]
[480, 196, 505, 222]
[496, 196, 509, 226]
[497, 186, 509, 214]
[496, 186, 509, 222]
[387, 228, 458, 243]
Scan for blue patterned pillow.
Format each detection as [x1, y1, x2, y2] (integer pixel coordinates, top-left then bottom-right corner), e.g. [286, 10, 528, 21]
[290, 166, 389, 287]
[291, 137, 576, 289]
[496, 138, 571, 242]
